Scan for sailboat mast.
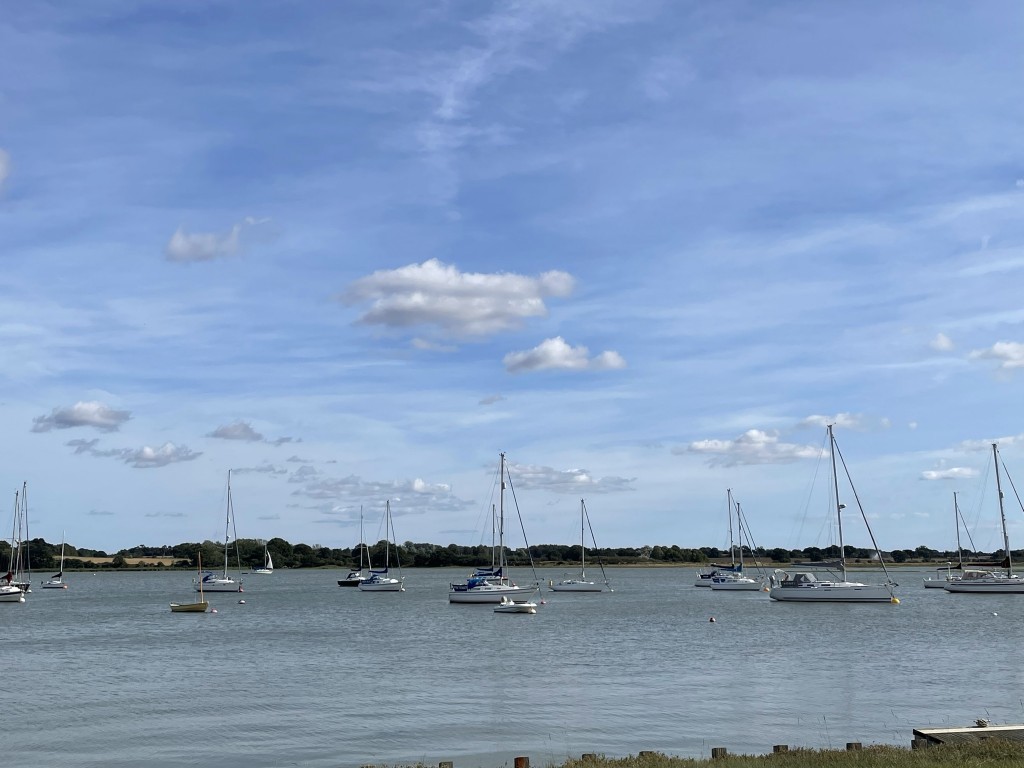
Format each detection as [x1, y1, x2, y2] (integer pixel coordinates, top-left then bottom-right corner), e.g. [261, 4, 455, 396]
[224, 470, 232, 579]
[953, 492, 963, 569]
[499, 453, 506, 574]
[828, 425, 847, 579]
[726, 488, 736, 568]
[736, 502, 745, 570]
[580, 498, 586, 579]
[992, 443, 1012, 577]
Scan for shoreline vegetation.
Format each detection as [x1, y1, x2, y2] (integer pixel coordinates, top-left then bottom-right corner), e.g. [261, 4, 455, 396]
[369, 742, 1024, 768]
[3, 536, 1011, 573]
[450, 742, 1024, 768]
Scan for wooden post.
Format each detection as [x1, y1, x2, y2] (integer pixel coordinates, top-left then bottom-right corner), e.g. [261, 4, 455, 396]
[439, 762, 454, 768]
[846, 742, 862, 751]
[582, 755, 596, 762]
[638, 752, 655, 759]
[711, 747, 728, 759]
[514, 757, 529, 768]
[773, 745, 789, 753]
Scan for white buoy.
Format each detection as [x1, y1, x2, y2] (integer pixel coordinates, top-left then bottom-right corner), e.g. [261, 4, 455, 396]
[211, 608, 218, 613]
[238, 599, 246, 604]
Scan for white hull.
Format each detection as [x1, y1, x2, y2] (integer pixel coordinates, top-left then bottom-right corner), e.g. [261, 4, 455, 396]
[494, 598, 537, 614]
[769, 582, 895, 602]
[358, 578, 404, 592]
[449, 583, 537, 604]
[41, 581, 68, 589]
[250, 568, 273, 575]
[550, 579, 603, 592]
[944, 579, 1024, 593]
[923, 578, 953, 589]
[196, 577, 242, 593]
[0, 585, 25, 603]
[710, 578, 764, 591]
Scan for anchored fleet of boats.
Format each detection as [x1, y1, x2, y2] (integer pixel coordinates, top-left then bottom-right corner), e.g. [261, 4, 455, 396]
[9, 433, 1024, 610]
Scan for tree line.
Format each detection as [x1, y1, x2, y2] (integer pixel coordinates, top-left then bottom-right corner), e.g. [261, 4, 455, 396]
[0, 537, 1011, 571]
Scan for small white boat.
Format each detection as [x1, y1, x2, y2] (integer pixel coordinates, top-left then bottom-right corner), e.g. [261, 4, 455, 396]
[251, 542, 274, 575]
[709, 571, 764, 591]
[42, 531, 69, 589]
[550, 499, 611, 592]
[358, 501, 405, 593]
[0, 584, 25, 603]
[708, 493, 765, 592]
[493, 596, 537, 614]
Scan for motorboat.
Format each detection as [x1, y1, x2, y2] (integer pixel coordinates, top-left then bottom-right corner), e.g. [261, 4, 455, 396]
[493, 596, 537, 614]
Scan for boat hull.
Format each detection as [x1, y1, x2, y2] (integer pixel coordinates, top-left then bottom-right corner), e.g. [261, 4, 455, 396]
[550, 580, 603, 592]
[250, 568, 273, 575]
[170, 601, 209, 613]
[41, 581, 68, 589]
[769, 583, 895, 602]
[0, 586, 25, 603]
[494, 599, 537, 614]
[449, 583, 537, 604]
[358, 578, 404, 592]
[195, 579, 242, 593]
[710, 579, 764, 591]
[944, 580, 1024, 593]
[923, 578, 955, 589]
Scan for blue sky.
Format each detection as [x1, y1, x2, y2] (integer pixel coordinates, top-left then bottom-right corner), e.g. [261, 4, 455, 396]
[3, 1, 1024, 554]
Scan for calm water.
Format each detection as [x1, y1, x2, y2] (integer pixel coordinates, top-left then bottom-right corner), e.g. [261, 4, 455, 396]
[5, 566, 1023, 767]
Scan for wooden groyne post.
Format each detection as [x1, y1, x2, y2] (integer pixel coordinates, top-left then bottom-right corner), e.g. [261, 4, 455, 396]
[514, 757, 529, 768]
[711, 747, 728, 759]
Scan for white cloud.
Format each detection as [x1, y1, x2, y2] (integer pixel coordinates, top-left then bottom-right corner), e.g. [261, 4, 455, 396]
[683, 429, 821, 467]
[504, 336, 626, 374]
[908, 421, 918, 430]
[67, 439, 202, 468]
[343, 259, 574, 337]
[504, 460, 635, 494]
[479, 394, 505, 405]
[165, 223, 242, 262]
[959, 434, 1024, 451]
[797, 413, 865, 430]
[930, 332, 954, 352]
[920, 467, 979, 481]
[0, 149, 9, 188]
[32, 401, 131, 433]
[969, 341, 1024, 369]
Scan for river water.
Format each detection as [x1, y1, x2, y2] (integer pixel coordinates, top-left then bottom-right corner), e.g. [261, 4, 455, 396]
[5, 566, 1022, 767]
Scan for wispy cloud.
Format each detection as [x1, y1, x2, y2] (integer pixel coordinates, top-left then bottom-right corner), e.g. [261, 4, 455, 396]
[504, 337, 626, 374]
[32, 402, 131, 433]
[682, 430, 821, 467]
[920, 467, 979, 481]
[959, 433, 1024, 451]
[165, 223, 242, 263]
[479, 394, 505, 405]
[343, 259, 574, 338]
[930, 333, 954, 352]
[207, 421, 297, 446]
[969, 341, 1024, 370]
[66, 439, 202, 468]
[797, 413, 867, 430]
[232, 464, 288, 476]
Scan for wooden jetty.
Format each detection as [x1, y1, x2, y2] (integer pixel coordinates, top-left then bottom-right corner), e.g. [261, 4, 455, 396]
[913, 722, 1024, 748]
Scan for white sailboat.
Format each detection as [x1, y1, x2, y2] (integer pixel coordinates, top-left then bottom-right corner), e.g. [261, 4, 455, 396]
[0, 489, 26, 604]
[449, 453, 539, 604]
[338, 507, 369, 587]
[769, 425, 898, 603]
[195, 471, 244, 593]
[551, 499, 611, 592]
[251, 541, 274, 575]
[358, 500, 404, 592]
[695, 488, 745, 587]
[710, 494, 765, 591]
[923, 492, 970, 589]
[41, 531, 68, 589]
[944, 443, 1024, 594]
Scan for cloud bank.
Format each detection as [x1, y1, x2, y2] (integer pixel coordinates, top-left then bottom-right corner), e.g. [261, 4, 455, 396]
[504, 337, 626, 374]
[32, 401, 132, 433]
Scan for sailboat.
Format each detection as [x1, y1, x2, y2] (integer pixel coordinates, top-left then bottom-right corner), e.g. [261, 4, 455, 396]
[358, 500, 404, 592]
[41, 531, 68, 589]
[944, 443, 1024, 593]
[338, 507, 369, 587]
[171, 552, 210, 612]
[923, 492, 972, 589]
[550, 499, 611, 592]
[768, 425, 898, 603]
[449, 453, 539, 604]
[195, 471, 244, 593]
[0, 489, 26, 604]
[710, 495, 765, 591]
[694, 489, 745, 587]
[251, 541, 274, 575]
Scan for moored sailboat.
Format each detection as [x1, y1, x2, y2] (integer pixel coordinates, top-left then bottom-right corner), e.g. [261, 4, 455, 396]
[338, 508, 370, 587]
[768, 425, 898, 603]
[358, 500, 404, 592]
[195, 471, 244, 593]
[172, 552, 210, 613]
[251, 541, 274, 575]
[944, 443, 1024, 594]
[449, 453, 539, 604]
[550, 499, 611, 592]
[710, 495, 765, 591]
[41, 531, 68, 589]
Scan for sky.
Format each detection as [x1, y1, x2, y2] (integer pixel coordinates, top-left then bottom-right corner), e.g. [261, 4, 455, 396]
[2, 1, 1024, 555]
